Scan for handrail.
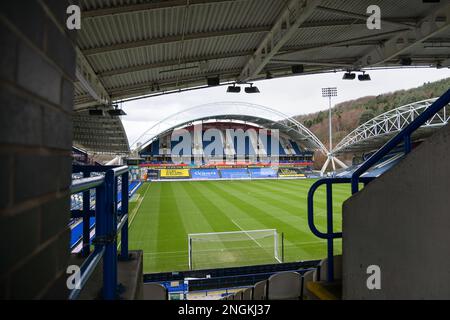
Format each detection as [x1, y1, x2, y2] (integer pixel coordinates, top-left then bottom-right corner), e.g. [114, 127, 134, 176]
[307, 89, 450, 283]
[69, 165, 129, 300]
[111, 165, 129, 177]
[351, 88, 450, 194]
[68, 246, 105, 300]
[71, 176, 104, 194]
[307, 177, 374, 282]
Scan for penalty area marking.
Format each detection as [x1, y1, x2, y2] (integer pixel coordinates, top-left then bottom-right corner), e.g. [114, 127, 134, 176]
[231, 219, 263, 249]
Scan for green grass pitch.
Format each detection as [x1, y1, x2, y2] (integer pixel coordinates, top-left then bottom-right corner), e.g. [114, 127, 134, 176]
[128, 179, 352, 274]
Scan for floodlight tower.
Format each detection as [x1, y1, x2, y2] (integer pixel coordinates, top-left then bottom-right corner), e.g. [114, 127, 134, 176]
[320, 87, 347, 176]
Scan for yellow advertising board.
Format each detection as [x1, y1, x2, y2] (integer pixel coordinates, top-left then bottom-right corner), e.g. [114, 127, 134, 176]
[278, 168, 305, 177]
[160, 169, 190, 178]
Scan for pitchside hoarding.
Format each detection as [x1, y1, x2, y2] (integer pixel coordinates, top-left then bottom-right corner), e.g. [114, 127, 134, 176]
[160, 169, 191, 178]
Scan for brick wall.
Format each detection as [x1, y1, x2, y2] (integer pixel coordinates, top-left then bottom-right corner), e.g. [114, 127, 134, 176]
[0, 1, 76, 299]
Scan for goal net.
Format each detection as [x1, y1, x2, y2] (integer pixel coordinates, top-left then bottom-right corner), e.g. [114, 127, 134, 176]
[188, 229, 283, 270]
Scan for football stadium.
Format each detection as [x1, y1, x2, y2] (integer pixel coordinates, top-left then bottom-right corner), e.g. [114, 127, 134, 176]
[1, 0, 450, 307]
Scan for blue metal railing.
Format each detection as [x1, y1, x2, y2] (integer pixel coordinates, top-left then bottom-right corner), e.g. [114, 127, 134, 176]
[69, 165, 129, 300]
[351, 89, 450, 194]
[307, 177, 374, 282]
[308, 88, 450, 282]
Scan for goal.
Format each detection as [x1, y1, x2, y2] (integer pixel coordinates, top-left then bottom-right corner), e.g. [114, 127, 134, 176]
[188, 229, 283, 270]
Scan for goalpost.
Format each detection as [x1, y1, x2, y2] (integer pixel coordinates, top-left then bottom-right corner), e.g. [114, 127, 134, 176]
[188, 229, 283, 270]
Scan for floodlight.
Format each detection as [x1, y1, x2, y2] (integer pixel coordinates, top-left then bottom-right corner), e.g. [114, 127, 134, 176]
[322, 87, 337, 98]
[400, 57, 412, 66]
[358, 73, 371, 81]
[227, 84, 241, 93]
[207, 76, 220, 86]
[244, 84, 260, 93]
[291, 65, 304, 74]
[108, 105, 127, 116]
[342, 72, 356, 80]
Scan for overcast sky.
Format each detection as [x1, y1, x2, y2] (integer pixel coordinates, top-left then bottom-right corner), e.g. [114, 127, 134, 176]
[121, 68, 450, 145]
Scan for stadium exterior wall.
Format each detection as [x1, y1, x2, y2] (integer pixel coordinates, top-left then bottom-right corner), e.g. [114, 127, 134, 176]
[343, 123, 450, 299]
[0, 1, 75, 299]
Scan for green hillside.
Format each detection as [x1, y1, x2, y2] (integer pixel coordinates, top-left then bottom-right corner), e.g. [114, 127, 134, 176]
[296, 77, 450, 151]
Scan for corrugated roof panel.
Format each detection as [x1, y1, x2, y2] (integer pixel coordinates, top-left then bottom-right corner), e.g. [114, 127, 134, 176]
[86, 32, 263, 73]
[75, 0, 449, 105]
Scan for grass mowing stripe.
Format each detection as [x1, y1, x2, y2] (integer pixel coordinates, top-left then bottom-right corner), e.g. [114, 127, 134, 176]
[129, 179, 349, 273]
[204, 182, 320, 259]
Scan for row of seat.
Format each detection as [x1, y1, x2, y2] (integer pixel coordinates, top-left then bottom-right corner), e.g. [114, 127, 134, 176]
[142, 255, 342, 300]
[222, 255, 342, 300]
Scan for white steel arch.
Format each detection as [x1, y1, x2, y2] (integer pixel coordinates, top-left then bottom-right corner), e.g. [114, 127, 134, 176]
[333, 98, 450, 155]
[130, 101, 328, 154]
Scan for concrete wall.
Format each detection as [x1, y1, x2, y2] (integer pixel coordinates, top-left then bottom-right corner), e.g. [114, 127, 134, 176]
[0, 1, 76, 299]
[343, 123, 450, 299]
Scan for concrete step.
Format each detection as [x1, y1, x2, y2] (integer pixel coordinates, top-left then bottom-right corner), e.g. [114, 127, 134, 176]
[306, 280, 342, 300]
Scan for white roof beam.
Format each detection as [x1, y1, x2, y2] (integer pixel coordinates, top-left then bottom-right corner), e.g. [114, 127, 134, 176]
[238, 0, 322, 82]
[82, 0, 246, 18]
[315, 6, 416, 30]
[271, 58, 355, 68]
[82, 26, 269, 56]
[75, 48, 111, 106]
[356, 3, 450, 68]
[98, 50, 255, 77]
[275, 29, 409, 58]
[82, 18, 419, 57]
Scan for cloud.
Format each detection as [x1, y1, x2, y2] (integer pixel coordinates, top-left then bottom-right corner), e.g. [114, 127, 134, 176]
[122, 68, 450, 146]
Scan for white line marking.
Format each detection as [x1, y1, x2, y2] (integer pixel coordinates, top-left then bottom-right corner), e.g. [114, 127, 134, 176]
[230, 219, 263, 249]
[118, 183, 151, 249]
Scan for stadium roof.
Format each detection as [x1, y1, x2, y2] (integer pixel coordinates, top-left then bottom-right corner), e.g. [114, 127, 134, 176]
[131, 102, 328, 153]
[75, 0, 450, 109]
[333, 98, 450, 155]
[73, 109, 130, 154]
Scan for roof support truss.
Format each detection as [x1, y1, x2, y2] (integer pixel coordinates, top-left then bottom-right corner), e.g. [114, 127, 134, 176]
[75, 48, 111, 106]
[315, 6, 416, 30]
[82, 0, 244, 18]
[356, 3, 450, 68]
[238, 0, 322, 82]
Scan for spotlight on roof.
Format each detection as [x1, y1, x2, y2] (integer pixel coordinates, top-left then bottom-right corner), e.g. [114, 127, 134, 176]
[244, 84, 260, 94]
[207, 76, 220, 87]
[291, 64, 304, 74]
[89, 109, 104, 116]
[108, 105, 127, 116]
[358, 73, 371, 81]
[342, 72, 356, 80]
[226, 84, 241, 93]
[400, 57, 412, 66]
